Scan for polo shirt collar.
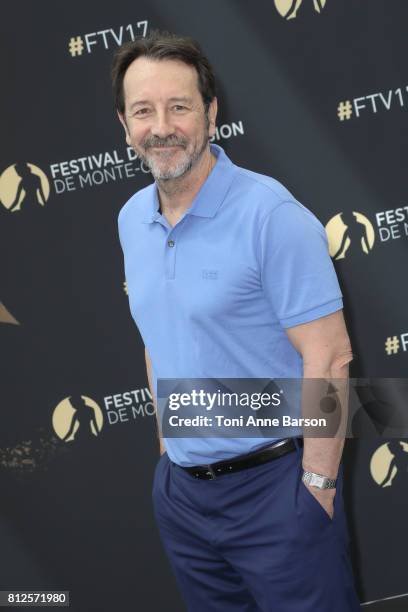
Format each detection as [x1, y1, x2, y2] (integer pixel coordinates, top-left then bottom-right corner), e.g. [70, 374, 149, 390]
[140, 144, 237, 223]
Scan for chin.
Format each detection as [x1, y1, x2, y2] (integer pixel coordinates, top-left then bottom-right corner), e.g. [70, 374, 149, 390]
[151, 156, 191, 178]
[158, 162, 191, 179]
[153, 169, 186, 181]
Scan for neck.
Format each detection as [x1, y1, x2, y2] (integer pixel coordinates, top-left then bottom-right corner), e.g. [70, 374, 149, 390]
[156, 145, 216, 216]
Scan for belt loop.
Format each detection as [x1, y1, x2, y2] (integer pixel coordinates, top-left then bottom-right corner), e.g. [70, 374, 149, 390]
[293, 437, 303, 456]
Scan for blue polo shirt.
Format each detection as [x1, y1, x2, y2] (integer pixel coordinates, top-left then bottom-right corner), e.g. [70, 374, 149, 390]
[118, 144, 343, 466]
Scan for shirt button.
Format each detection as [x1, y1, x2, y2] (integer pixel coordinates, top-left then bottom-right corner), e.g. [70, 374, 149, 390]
[167, 239, 175, 248]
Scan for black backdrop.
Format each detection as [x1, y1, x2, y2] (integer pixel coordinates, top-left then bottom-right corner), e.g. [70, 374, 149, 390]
[1, 1, 408, 610]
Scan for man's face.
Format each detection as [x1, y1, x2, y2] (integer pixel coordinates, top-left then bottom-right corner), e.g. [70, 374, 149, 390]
[118, 57, 217, 180]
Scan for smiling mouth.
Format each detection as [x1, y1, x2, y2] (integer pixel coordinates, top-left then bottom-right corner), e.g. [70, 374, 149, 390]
[150, 145, 182, 150]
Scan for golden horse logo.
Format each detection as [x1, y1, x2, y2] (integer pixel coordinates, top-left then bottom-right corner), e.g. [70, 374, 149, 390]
[274, 0, 327, 20]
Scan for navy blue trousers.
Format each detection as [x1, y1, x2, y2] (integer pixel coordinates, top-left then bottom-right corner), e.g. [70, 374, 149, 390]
[152, 443, 361, 611]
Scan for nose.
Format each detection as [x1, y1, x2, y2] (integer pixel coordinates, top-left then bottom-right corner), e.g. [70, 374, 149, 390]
[150, 109, 174, 139]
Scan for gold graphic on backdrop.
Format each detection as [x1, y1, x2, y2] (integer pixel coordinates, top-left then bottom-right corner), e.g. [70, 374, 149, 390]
[325, 211, 375, 260]
[0, 428, 62, 473]
[274, 0, 327, 19]
[0, 302, 19, 325]
[370, 441, 408, 488]
[0, 162, 50, 212]
[52, 395, 103, 442]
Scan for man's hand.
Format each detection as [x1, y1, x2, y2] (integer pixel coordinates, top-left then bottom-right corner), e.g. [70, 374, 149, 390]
[303, 482, 336, 519]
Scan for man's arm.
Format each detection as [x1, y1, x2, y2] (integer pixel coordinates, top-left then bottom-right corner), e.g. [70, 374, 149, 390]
[144, 347, 165, 456]
[285, 309, 354, 518]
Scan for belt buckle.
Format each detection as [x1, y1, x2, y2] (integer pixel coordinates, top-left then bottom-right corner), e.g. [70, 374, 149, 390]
[205, 464, 217, 479]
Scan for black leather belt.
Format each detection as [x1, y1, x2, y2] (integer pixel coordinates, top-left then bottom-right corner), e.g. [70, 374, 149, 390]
[179, 437, 303, 480]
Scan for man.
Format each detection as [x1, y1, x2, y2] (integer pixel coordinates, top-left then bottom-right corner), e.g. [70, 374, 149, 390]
[113, 31, 360, 611]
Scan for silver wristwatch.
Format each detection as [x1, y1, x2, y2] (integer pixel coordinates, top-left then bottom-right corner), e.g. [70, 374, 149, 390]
[302, 470, 337, 490]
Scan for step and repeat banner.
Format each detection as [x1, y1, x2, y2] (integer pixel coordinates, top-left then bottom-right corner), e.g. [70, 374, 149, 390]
[1, 1, 407, 610]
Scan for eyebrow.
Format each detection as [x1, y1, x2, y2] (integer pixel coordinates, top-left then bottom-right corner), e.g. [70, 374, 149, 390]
[128, 96, 193, 111]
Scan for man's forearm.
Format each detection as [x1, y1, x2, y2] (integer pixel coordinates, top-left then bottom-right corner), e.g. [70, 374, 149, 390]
[144, 347, 165, 456]
[301, 359, 350, 479]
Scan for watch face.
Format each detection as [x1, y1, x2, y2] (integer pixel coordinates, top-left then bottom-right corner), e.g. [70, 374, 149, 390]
[310, 474, 325, 488]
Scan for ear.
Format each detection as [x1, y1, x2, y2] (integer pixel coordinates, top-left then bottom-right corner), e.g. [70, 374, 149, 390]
[117, 110, 131, 146]
[208, 97, 218, 139]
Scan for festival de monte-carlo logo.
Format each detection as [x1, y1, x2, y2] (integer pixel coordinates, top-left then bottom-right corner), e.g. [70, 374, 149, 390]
[325, 211, 375, 260]
[0, 162, 50, 212]
[51, 390, 155, 445]
[52, 395, 104, 443]
[274, 0, 327, 20]
[370, 441, 408, 490]
[325, 207, 408, 260]
[0, 150, 140, 213]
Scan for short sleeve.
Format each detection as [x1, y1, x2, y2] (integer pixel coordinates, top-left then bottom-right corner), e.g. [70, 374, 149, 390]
[258, 200, 343, 328]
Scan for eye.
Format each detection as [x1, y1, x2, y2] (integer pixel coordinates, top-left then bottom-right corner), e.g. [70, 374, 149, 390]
[172, 105, 187, 112]
[134, 108, 150, 116]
